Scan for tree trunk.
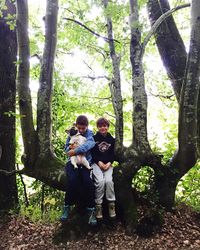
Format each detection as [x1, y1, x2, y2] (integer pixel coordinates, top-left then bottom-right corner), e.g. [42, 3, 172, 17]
[147, 0, 187, 102]
[113, 161, 138, 233]
[172, 0, 200, 174]
[37, 0, 58, 158]
[154, 167, 178, 210]
[15, 0, 69, 191]
[129, 0, 152, 156]
[147, 0, 200, 208]
[103, 0, 124, 152]
[0, 0, 18, 210]
[16, 0, 37, 166]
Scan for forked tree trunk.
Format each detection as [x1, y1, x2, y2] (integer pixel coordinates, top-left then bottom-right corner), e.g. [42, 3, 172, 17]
[147, 0, 200, 208]
[12, 0, 200, 236]
[16, 0, 66, 186]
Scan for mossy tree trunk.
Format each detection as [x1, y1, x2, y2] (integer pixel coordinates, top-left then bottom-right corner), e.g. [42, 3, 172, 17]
[16, 0, 66, 189]
[0, 0, 18, 211]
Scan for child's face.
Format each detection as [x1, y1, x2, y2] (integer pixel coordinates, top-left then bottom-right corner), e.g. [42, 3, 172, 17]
[76, 124, 88, 135]
[98, 124, 109, 135]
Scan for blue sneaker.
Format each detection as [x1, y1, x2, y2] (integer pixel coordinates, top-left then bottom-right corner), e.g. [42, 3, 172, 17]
[87, 207, 97, 226]
[60, 205, 70, 221]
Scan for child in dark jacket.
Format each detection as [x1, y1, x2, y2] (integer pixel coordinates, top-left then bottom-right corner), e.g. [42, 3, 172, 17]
[92, 117, 116, 219]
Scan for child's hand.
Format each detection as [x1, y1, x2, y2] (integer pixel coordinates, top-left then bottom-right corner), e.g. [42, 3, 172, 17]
[69, 144, 76, 149]
[68, 150, 76, 157]
[98, 161, 105, 170]
[104, 162, 111, 170]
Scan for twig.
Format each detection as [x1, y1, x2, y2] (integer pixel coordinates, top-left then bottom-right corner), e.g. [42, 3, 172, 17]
[41, 184, 45, 218]
[16, 163, 29, 207]
[75, 94, 112, 100]
[105, 112, 116, 118]
[63, 18, 120, 44]
[31, 53, 42, 64]
[81, 75, 110, 81]
[0, 168, 25, 176]
[83, 60, 94, 72]
[149, 91, 175, 99]
[86, 44, 109, 60]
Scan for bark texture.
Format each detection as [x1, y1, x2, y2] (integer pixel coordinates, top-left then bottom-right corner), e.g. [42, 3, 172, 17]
[103, 0, 124, 152]
[16, 0, 66, 188]
[0, 0, 18, 210]
[129, 0, 151, 156]
[16, 0, 37, 166]
[147, 0, 200, 208]
[147, 0, 187, 102]
[37, 0, 58, 157]
[172, 0, 200, 175]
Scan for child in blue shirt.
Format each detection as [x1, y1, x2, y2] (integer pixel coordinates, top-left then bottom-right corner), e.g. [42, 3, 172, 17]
[60, 115, 97, 226]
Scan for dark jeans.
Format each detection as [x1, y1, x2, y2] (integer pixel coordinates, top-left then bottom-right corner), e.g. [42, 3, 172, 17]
[64, 161, 95, 208]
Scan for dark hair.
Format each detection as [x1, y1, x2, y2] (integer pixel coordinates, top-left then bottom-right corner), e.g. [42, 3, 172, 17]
[76, 115, 89, 126]
[96, 117, 110, 127]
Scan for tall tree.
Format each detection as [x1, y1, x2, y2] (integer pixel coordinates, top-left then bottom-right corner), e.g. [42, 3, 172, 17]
[0, 0, 18, 210]
[147, 0, 200, 208]
[2, 0, 199, 234]
[16, 0, 65, 189]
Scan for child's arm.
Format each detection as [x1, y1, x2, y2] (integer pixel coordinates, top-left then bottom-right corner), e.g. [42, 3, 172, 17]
[64, 136, 70, 152]
[103, 138, 115, 170]
[91, 143, 99, 164]
[74, 133, 95, 154]
[109, 139, 115, 163]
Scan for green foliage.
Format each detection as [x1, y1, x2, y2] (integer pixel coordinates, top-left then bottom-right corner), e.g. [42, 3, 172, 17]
[18, 179, 64, 222]
[4, 111, 24, 118]
[0, 1, 16, 30]
[20, 204, 61, 223]
[176, 162, 200, 211]
[132, 166, 155, 193]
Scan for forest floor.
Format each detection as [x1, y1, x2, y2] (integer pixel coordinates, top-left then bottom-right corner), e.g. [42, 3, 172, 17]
[0, 204, 199, 250]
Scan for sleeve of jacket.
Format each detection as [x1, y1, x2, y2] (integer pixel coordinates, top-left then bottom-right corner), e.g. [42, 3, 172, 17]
[64, 136, 70, 152]
[91, 143, 100, 164]
[109, 138, 115, 164]
[74, 130, 95, 154]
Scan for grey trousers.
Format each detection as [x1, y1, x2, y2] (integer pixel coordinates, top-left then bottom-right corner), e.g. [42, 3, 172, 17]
[92, 163, 116, 205]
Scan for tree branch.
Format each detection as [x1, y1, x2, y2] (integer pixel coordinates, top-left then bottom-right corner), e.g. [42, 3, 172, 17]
[103, 0, 124, 151]
[0, 168, 25, 176]
[75, 94, 112, 100]
[141, 3, 190, 60]
[63, 17, 120, 44]
[149, 92, 175, 99]
[147, 0, 188, 102]
[16, 163, 29, 206]
[80, 75, 110, 81]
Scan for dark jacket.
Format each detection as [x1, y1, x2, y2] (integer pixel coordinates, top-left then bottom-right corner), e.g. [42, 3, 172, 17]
[92, 132, 115, 164]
